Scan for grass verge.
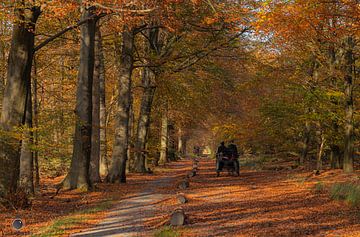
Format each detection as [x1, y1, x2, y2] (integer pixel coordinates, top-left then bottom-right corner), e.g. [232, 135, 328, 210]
[154, 226, 181, 237]
[31, 200, 113, 237]
[330, 182, 360, 207]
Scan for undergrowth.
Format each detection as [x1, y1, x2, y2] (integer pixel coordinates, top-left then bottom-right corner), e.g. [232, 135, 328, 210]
[330, 183, 360, 207]
[313, 181, 325, 194]
[154, 226, 181, 237]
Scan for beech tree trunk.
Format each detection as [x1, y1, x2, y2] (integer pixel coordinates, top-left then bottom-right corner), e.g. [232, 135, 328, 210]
[343, 37, 355, 173]
[133, 67, 156, 172]
[89, 24, 102, 183]
[0, 4, 40, 200]
[106, 27, 134, 183]
[33, 59, 40, 190]
[98, 25, 108, 178]
[159, 111, 169, 165]
[19, 87, 34, 195]
[62, 6, 97, 190]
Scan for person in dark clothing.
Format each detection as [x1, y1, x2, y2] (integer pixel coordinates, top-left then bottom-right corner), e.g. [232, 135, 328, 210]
[216, 142, 227, 156]
[228, 140, 240, 175]
[228, 140, 239, 159]
[216, 141, 228, 175]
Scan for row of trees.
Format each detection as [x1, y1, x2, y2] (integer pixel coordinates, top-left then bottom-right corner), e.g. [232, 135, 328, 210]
[0, 0, 249, 207]
[214, 0, 359, 173]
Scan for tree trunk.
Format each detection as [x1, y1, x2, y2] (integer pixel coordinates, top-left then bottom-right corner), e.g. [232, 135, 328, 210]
[0, 5, 40, 200]
[106, 27, 134, 183]
[127, 95, 135, 171]
[33, 57, 40, 190]
[159, 111, 169, 165]
[178, 128, 183, 158]
[133, 67, 156, 172]
[330, 145, 341, 169]
[89, 23, 102, 183]
[97, 25, 108, 178]
[316, 134, 325, 172]
[300, 120, 311, 165]
[343, 36, 355, 173]
[61, 6, 97, 191]
[18, 86, 34, 195]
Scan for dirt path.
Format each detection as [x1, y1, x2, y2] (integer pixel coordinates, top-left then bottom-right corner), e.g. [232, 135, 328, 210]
[71, 161, 188, 237]
[71, 184, 165, 236]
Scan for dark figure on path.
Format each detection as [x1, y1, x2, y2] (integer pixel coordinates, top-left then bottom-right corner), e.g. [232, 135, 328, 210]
[216, 142, 227, 156]
[193, 146, 201, 157]
[228, 140, 240, 174]
[216, 141, 240, 177]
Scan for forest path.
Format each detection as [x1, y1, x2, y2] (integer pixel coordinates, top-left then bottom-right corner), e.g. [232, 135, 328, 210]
[71, 161, 188, 237]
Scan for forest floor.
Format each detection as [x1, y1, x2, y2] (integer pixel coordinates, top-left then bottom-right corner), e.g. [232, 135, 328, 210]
[2, 157, 360, 236]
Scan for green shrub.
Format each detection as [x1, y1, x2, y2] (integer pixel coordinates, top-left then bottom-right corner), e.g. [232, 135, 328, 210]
[154, 226, 180, 237]
[330, 183, 360, 207]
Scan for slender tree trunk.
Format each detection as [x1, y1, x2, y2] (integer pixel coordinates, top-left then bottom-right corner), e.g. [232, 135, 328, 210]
[19, 85, 34, 195]
[330, 145, 341, 169]
[182, 137, 187, 156]
[343, 36, 355, 173]
[33, 59, 40, 190]
[106, 27, 134, 183]
[316, 133, 325, 172]
[159, 111, 169, 165]
[89, 24, 102, 183]
[97, 25, 108, 178]
[133, 68, 156, 172]
[127, 95, 134, 171]
[300, 120, 311, 165]
[168, 122, 176, 161]
[61, 6, 97, 191]
[0, 5, 40, 200]
[178, 128, 183, 159]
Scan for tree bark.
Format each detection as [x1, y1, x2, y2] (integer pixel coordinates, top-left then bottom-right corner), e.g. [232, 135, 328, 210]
[18, 85, 34, 195]
[300, 120, 311, 165]
[159, 111, 169, 165]
[97, 25, 108, 178]
[61, 6, 97, 191]
[106, 27, 134, 183]
[316, 133, 325, 172]
[343, 36, 355, 173]
[89, 23, 102, 183]
[33, 61, 40, 190]
[133, 67, 156, 172]
[0, 4, 40, 200]
[178, 128, 183, 158]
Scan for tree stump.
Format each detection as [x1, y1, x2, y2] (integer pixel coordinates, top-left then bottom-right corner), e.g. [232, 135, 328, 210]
[177, 194, 188, 204]
[178, 179, 189, 189]
[170, 208, 187, 226]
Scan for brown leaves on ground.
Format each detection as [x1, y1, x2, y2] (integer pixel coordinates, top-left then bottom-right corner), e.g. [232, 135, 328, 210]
[2, 158, 360, 237]
[145, 158, 360, 237]
[0, 172, 166, 237]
